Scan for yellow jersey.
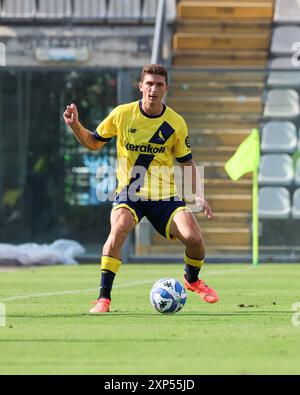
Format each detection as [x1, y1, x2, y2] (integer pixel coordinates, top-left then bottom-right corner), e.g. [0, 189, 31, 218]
[94, 100, 192, 200]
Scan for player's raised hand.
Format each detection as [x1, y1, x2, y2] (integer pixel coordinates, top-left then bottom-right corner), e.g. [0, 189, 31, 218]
[63, 103, 79, 127]
[202, 199, 213, 220]
[195, 195, 214, 220]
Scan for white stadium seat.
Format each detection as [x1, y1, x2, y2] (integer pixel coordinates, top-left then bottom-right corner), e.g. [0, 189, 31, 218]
[142, 0, 176, 23]
[268, 58, 300, 87]
[1, 0, 35, 18]
[107, 0, 141, 22]
[274, 0, 300, 23]
[36, 0, 72, 19]
[263, 89, 300, 119]
[271, 26, 300, 55]
[258, 187, 291, 219]
[261, 121, 298, 153]
[291, 188, 300, 218]
[258, 154, 294, 186]
[73, 0, 107, 20]
[295, 157, 300, 185]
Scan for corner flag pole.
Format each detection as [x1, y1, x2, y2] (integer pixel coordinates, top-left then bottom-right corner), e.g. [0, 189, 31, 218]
[252, 164, 259, 266]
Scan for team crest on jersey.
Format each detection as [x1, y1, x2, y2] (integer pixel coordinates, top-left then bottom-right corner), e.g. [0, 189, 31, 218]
[149, 122, 175, 145]
[185, 136, 190, 148]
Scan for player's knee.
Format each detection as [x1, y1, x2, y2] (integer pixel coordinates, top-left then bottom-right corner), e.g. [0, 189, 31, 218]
[185, 233, 205, 250]
[112, 209, 134, 231]
[110, 224, 130, 244]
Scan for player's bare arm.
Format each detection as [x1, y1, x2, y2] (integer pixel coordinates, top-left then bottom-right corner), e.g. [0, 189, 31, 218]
[63, 103, 106, 151]
[180, 158, 213, 220]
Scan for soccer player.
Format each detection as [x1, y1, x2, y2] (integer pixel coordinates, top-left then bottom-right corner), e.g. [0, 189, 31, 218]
[63, 64, 219, 313]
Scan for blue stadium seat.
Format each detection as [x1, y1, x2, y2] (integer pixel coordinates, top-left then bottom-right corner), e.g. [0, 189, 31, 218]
[142, 0, 176, 23]
[1, 0, 35, 18]
[36, 0, 72, 19]
[263, 89, 300, 119]
[268, 58, 300, 87]
[261, 121, 298, 153]
[271, 26, 300, 55]
[73, 0, 107, 21]
[107, 0, 141, 22]
[258, 187, 291, 219]
[274, 0, 300, 23]
[291, 188, 300, 218]
[258, 154, 294, 186]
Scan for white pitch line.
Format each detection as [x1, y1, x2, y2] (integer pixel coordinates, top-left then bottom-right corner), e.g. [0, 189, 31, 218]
[0, 280, 157, 302]
[0, 288, 97, 302]
[0, 267, 252, 302]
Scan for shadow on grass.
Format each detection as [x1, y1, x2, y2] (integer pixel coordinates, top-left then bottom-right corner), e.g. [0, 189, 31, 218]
[0, 338, 172, 343]
[6, 310, 292, 319]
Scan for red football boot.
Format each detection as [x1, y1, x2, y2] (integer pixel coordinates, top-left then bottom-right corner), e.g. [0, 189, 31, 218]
[184, 277, 219, 304]
[89, 298, 111, 313]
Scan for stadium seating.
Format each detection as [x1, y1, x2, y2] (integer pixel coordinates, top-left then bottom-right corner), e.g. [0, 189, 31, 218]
[291, 188, 300, 218]
[267, 58, 300, 87]
[271, 26, 300, 55]
[295, 157, 300, 185]
[0, 0, 178, 24]
[142, 0, 176, 23]
[274, 0, 300, 23]
[258, 187, 291, 218]
[1, 0, 35, 18]
[258, 154, 294, 186]
[36, 0, 72, 19]
[173, 0, 274, 66]
[256, 1, 300, 232]
[107, 0, 141, 22]
[177, 1, 274, 20]
[173, 32, 270, 51]
[261, 121, 298, 153]
[73, 0, 107, 21]
[263, 89, 300, 118]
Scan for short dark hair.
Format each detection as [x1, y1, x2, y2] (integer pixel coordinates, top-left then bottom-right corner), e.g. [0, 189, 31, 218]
[140, 64, 168, 85]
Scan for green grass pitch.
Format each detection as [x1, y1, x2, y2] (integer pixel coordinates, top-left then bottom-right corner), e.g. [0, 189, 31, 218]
[0, 263, 299, 375]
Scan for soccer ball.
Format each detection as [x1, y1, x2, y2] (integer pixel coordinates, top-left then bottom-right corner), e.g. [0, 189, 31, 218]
[150, 278, 187, 314]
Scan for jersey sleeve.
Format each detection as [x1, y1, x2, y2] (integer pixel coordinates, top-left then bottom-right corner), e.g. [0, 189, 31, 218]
[93, 107, 119, 142]
[174, 118, 193, 163]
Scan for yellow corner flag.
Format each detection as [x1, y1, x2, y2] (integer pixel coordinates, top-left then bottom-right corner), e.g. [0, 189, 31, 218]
[225, 128, 260, 266]
[225, 128, 260, 181]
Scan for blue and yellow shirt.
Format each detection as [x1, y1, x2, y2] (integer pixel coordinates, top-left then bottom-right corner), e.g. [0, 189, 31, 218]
[94, 100, 192, 200]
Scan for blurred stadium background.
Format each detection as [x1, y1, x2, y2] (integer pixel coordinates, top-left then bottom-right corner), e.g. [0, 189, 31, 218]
[1, 0, 300, 265]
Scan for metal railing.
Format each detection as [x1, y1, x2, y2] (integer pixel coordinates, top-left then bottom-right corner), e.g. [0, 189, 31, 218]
[151, 0, 167, 65]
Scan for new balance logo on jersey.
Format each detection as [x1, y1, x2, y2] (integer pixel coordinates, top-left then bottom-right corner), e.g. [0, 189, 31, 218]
[125, 142, 165, 154]
[128, 128, 137, 134]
